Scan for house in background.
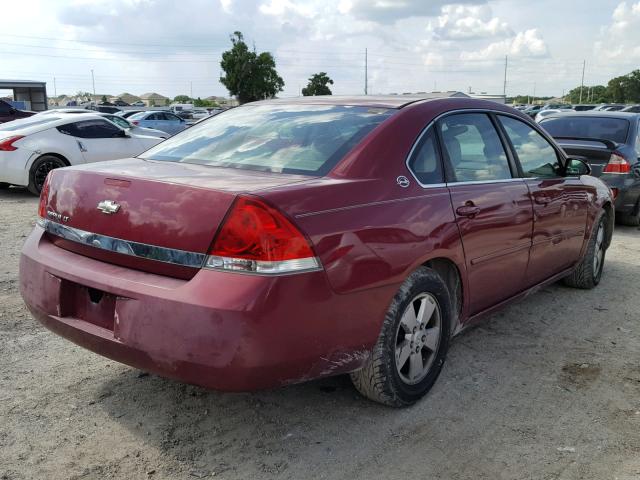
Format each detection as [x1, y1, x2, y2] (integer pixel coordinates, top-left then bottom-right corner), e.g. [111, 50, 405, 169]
[109, 92, 141, 105]
[140, 92, 169, 107]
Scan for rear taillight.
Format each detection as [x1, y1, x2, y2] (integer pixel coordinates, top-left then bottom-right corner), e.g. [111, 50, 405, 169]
[205, 196, 320, 274]
[603, 152, 631, 174]
[0, 135, 25, 151]
[37, 173, 51, 219]
[131, 121, 139, 125]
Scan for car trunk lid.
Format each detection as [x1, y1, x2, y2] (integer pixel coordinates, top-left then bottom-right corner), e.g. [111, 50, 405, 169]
[41, 158, 310, 279]
[554, 137, 618, 177]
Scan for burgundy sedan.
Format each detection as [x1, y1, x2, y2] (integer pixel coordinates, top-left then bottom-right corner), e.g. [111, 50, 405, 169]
[19, 97, 614, 406]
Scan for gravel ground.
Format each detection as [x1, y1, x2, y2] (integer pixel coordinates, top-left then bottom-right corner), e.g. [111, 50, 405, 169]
[1, 186, 639, 480]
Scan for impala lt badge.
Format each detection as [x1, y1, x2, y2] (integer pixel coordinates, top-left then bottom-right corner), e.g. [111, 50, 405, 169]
[97, 200, 121, 215]
[47, 210, 70, 222]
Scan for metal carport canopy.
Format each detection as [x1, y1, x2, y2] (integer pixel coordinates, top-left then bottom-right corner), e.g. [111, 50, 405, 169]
[0, 80, 48, 111]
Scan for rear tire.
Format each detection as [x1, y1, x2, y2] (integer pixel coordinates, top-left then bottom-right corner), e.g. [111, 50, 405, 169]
[27, 155, 67, 195]
[350, 267, 451, 407]
[563, 213, 607, 289]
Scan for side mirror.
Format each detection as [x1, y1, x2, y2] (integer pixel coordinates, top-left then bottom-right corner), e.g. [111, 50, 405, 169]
[565, 157, 591, 176]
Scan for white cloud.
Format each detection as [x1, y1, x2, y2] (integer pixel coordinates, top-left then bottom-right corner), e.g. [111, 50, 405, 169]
[461, 29, 548, 60]
[434, 5, 512, 40]
[346, 0, 485, 24]
[594, 1, 640, 60]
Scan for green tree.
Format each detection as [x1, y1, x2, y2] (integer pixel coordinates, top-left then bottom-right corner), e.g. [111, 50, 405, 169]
[165, 98, 171, 106]
[193, 97, 218, 107]
[173, 95, 192, 103]
[101, 95, 108, 103]
[220, 31, 284, 104]
[301, 72, 334, 96]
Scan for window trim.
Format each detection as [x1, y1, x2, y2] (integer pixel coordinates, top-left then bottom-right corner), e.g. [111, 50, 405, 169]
[405, 108, 569, 189]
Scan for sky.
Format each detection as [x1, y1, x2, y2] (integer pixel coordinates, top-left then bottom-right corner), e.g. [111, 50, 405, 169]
[1, 0, 639, 100]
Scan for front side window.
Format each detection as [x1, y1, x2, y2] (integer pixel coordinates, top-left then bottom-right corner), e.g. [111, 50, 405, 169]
[498, 115, 560, 178]
[407, 128, 444, 185]
[140, 104, 394, 176]
[438, 113, 511, 182]
[105, 115, 131, 129]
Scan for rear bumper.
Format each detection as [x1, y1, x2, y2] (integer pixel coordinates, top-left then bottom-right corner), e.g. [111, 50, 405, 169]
[599, 174, 640, 214]
[0, 151, 30, 186]
[20, 227, 394, 390]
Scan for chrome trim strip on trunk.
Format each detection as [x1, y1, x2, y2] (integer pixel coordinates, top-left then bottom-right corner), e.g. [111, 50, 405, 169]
[38, 218, 207, 268]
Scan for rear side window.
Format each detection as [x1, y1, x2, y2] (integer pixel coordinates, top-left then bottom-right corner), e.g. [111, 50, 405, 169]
[498, 116, 561, 178]
[540, 116, 630, 144]
[57, 120, 122, 139]
[140, 105, 394, 176]
[407, 128, 444, 185]
[438, 113, 512, 182]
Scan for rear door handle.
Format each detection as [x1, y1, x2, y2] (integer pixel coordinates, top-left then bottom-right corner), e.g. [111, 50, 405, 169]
[535, 196, 551, 205]
[456, 204, 481, 218]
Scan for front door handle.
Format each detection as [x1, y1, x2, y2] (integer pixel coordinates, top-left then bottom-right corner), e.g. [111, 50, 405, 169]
[456, 203, 481, 218]
[76, 140, 87, 152]
[535, 195, 551, 205]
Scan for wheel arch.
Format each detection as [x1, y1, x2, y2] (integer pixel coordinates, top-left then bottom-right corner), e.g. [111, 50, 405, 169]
[35, 152, 71, 167]
[421, 257, 464, 335]
[602, 201, 614, 248]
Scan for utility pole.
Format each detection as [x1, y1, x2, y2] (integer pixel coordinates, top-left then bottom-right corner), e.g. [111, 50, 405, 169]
[532, 82, 536, 104]
[91, 69, 95, 97]
[53, 77, 57, 98]
[190, 81, 193, 99]
[364, 48, 368, 95]
[503, 55, 508, 99]
[579, 60, 585, 103]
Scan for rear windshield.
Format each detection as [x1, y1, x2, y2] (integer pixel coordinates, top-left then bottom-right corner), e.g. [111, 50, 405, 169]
[541, 116, 630, 144]
[139, 104, 393, 176]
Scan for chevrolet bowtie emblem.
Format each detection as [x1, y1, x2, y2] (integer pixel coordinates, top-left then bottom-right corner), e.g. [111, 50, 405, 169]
[97, 200, 121, 215]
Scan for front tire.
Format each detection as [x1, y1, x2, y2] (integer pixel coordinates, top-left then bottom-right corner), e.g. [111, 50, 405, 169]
[350, 267, 452, 407]
[27, 155, 67, 195]
[563, 213, 607, 289]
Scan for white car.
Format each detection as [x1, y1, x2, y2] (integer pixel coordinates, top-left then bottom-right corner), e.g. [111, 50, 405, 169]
[37, 110, 167, 139]
[0, 113, 164, 194]
[534, 108, 573, 123]
[190, 109, 210, 120]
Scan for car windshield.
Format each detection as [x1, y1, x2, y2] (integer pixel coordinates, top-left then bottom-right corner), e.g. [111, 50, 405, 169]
[0, 117, 62, 131]
[540, 116, 630, 144]
[140, 104, 394, 175]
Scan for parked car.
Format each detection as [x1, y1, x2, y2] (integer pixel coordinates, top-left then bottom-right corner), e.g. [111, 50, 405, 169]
[540, 111, 640, 225]
[593, 104, 626, 111]
[131, 100, 145, 107]
[534, 108, 573, 123]
[523, 105, 543, 117]
[97, 113, 168, 139]
[572, 104, 597, 112]
[0, 113, 163, 194]
[621, 105, 640, 113]
[190, 108, 210, 120]
[0, 99, 36, 124]
[115, 109, 146, 119]
[88, 105, 121, 114]
[128, 110, 187, 135]
[19, 97, 614, 407]
[35, 108, 91, 116]
[113, 100, 130, 107]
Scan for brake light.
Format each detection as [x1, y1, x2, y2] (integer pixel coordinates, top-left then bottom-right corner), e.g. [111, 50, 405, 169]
[0, 135, 25, 151]
[131, 121, 139, 125]
[37, 173, 51, 219]
[205, 196, 320, 274]
[603, 152, 631, 173]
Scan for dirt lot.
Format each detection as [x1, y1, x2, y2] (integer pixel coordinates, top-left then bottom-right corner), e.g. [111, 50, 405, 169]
[1, 187, 639, 480]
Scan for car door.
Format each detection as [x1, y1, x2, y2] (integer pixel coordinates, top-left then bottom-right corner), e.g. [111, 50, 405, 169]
[61, 119, 142, 163]
[496, 114, 590, 285]
[438, 112, 534, 315]
[162, 112, 185, 134]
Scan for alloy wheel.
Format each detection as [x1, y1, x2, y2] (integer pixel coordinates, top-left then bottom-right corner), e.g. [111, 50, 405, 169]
[394, 292, 442, 385]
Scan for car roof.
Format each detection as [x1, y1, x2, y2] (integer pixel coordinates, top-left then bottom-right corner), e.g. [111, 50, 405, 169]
[0, 112, 120, 135]
[249, 94, 472, 109]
